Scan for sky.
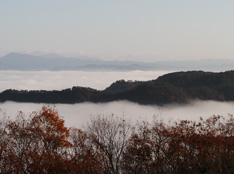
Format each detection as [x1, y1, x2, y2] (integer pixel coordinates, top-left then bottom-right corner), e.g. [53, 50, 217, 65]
[0, 0, 234, 61]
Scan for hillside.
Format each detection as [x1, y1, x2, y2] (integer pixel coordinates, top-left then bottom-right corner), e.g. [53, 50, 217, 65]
[0, 70, 234, 105]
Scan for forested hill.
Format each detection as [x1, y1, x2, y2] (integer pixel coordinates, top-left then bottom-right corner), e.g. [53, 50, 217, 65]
[1, 70, 234, 105]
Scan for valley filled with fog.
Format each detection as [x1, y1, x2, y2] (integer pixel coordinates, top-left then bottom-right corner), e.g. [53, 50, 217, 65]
[1, 100, 234, 128]
[0, 70, 171, 91]
[0, 70, 234, 128]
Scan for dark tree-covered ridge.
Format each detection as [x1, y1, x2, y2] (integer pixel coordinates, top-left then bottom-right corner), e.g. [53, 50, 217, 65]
[1, 70, 234, 105]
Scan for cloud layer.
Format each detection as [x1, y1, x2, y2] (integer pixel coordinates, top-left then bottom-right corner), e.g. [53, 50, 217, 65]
[1, 100, 233, 128]
[0, 70, 171, 92]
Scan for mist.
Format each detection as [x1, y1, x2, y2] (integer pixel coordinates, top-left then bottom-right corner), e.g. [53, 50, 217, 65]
[0, 70, 171, 92]
[0, 100, 233, 128]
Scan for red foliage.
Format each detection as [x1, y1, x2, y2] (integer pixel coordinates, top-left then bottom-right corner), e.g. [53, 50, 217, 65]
[1, 106, 234, 173]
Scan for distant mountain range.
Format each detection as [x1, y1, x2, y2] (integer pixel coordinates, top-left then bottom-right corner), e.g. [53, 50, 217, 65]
[1, 71, 234, 105]
[0, 52, 234, 71]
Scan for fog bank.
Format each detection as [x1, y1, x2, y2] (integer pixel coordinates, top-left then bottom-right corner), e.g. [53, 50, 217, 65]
[0, 70, 171, 92]
[0, 100, 233, 128]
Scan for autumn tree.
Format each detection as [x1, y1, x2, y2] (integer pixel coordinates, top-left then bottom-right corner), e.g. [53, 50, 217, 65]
[121, 121, 154, 173]
[87, 114, 133, 174]
[2, 105, 234, 174]
[122, 115, 234, 174]
[4, 106, 71, 173]
[0, 109, 12, 173]
[121, 120, 173, 174]
[27, 106, 71, 173]
[67, 127, 102, 174]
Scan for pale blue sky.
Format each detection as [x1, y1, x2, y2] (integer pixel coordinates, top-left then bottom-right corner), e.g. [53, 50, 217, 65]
[0, 0, 234, 61]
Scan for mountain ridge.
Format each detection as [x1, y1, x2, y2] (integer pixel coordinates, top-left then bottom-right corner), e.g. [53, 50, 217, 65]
[1, 52, 234, 71]
[0, 70, 234, 105]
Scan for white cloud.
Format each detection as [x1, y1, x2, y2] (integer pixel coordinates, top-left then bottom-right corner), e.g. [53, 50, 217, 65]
[0, 70, 172, 92]
[1, 100, 233, 128]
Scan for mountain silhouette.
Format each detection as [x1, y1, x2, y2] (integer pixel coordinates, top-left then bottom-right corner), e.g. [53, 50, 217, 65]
[0, 70, 234, 105]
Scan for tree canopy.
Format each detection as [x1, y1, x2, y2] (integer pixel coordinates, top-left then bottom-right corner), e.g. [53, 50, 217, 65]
[1, 106, 234, 173]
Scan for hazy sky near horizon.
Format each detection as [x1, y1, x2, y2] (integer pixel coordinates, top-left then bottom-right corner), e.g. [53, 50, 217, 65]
[1, 1, 234, 61]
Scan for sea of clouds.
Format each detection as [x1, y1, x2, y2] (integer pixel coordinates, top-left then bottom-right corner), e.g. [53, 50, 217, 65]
[0, 70, 171, 92]
[0, 70, 233, 128]
[0, 100, 234, 128]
